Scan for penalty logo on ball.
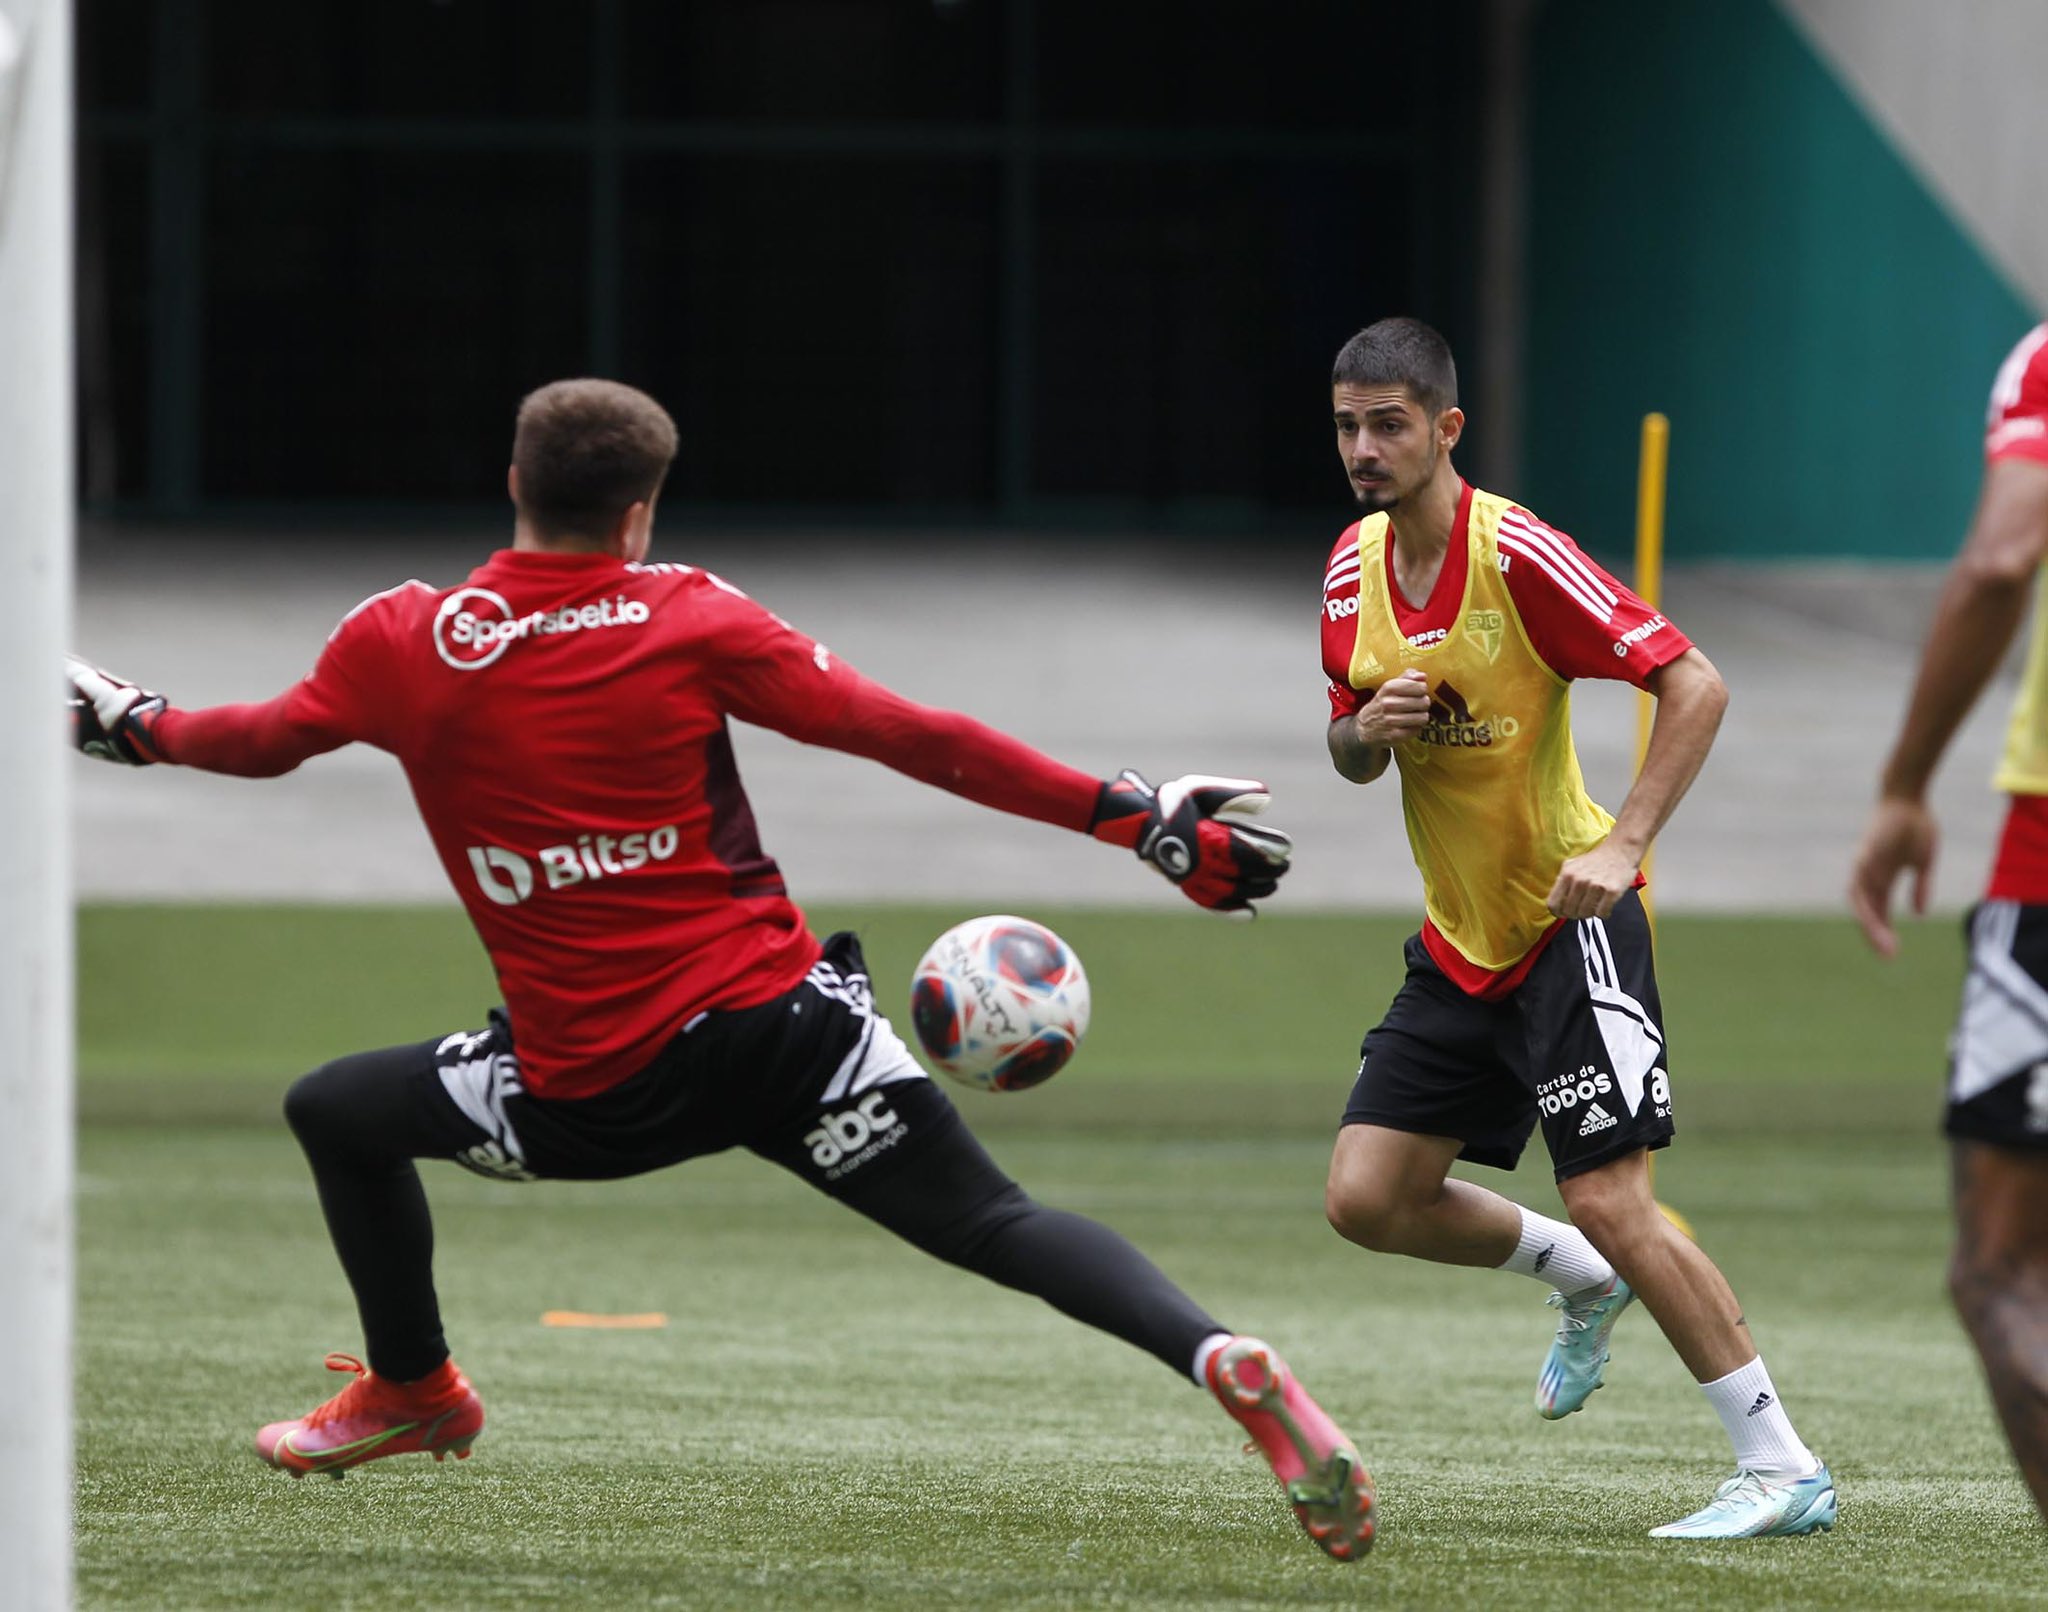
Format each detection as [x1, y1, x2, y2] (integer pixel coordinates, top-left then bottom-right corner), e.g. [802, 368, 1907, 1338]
[908, 915, 1091, 1092]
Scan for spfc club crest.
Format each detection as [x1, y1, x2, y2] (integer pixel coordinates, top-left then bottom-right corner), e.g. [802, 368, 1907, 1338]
[1464, 609, 1505, 663]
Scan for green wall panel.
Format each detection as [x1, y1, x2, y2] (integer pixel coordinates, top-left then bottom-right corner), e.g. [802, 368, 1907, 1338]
[1522, 0, 2035, 561]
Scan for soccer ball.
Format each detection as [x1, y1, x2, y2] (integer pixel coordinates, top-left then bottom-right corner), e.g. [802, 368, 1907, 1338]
[908, 915, 1092, 1092]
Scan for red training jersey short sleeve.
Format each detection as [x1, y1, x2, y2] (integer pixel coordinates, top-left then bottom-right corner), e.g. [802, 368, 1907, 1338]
[1987, 325, 2048, 467]
[1316, 486, 1692, 725]
[1493, 504, 1692, 685]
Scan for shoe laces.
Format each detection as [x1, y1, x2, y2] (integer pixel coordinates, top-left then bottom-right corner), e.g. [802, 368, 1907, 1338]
[300, 1352, 375, 1431]
[1706, 1469, 1777, 1509]
[1544, 1289, 1595, 1342]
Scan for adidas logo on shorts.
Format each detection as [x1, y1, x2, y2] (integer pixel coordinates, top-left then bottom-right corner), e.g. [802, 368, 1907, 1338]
[1577, 1102, 1618, 1138]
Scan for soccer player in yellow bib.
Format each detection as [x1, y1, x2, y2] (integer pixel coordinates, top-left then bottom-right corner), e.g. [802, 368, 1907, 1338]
[1851, 323, 2048, 1525]
[1317, 318, 1833, 1539]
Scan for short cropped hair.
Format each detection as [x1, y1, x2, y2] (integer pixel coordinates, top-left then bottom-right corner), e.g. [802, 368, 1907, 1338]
[512, 379, 679, 543]
[1331, 318, 1459, 416]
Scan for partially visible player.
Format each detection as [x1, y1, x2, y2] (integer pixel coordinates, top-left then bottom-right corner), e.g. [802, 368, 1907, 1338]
[1850, 323, 2048, 1524]
[1318, 318, 1833, 1539]
[69, 379, 1376, 1562]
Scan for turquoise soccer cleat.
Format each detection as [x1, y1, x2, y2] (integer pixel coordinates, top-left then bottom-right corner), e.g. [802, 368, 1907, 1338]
[1535, 1274, 1635, 1418]
[1649, 1464, 1837, 1539]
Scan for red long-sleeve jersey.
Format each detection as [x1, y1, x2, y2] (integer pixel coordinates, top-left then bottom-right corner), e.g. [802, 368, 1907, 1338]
[151, 547, 1102, 1097]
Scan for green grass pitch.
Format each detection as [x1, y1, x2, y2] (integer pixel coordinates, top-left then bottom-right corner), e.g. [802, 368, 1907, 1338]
[75, 904, 2043, 1609]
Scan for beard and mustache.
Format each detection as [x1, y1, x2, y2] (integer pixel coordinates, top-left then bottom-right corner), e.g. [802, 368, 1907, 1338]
[1351, 442, 1441, 515]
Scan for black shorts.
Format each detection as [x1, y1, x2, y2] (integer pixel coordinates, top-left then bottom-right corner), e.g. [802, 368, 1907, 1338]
[1342, 889, 1676, 1181]
[1947, 901, 2048, 1151]
[398, 931, 958, 1199]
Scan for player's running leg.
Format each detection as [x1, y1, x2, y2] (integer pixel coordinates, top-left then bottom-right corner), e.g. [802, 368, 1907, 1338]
[257, 1034, 509, 1476]
[1558, 1150, 1832, 1538]
[1949, 1139, 2048, 1524]
[1332, 941, 1630, 1416]
[1324, 1123, 1624, 1416]
[1938, 899, 2048, 1523]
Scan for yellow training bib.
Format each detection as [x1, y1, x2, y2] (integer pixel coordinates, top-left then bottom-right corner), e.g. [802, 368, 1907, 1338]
[1350, 488, 1615, 970]
[1996, 569, 2048, 796]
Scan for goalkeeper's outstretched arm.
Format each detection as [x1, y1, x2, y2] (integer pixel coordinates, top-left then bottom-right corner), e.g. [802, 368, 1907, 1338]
[66, 655, 356, 777]
[774, 669, 1292, 918]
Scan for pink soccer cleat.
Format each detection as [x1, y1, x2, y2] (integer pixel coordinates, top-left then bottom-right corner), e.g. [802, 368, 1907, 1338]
[254, 1352, 484, 1479]
[1207, 1336, 1376, 1560]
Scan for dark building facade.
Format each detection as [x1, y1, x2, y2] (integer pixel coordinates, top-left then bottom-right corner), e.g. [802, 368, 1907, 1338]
[80, 0, 1489, 527]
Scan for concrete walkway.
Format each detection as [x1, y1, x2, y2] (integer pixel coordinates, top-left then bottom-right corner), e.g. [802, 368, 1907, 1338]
[71, 524, 2009, 916]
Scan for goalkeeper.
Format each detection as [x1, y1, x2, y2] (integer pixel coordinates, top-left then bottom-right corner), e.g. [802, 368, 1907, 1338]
[69, 378, 1375, 1563]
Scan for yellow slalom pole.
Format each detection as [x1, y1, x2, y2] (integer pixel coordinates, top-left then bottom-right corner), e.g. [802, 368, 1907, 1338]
[1632, 413, 1694, 1238]
[1633, 411, 1668, 914]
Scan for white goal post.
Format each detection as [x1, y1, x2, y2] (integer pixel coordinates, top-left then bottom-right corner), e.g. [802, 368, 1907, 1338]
[0, 1, 75, 1607]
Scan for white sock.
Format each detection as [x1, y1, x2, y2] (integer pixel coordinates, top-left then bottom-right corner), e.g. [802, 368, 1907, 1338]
[1496, 1205, 1615, 1296]
[1190, 1331, 1233, 1389]
[1700, 1357, 1819, 1477]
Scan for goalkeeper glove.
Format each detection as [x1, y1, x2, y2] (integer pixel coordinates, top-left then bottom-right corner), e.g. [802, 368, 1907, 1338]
[1089, 769, 1293, 919]
[67, 655, 167, 765]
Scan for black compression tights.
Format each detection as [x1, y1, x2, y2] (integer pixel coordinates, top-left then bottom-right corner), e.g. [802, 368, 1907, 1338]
[284, 1052, 1227, 1384]
[283, 1048, 478, 1382]
[814, 1102, 1228, 1375]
